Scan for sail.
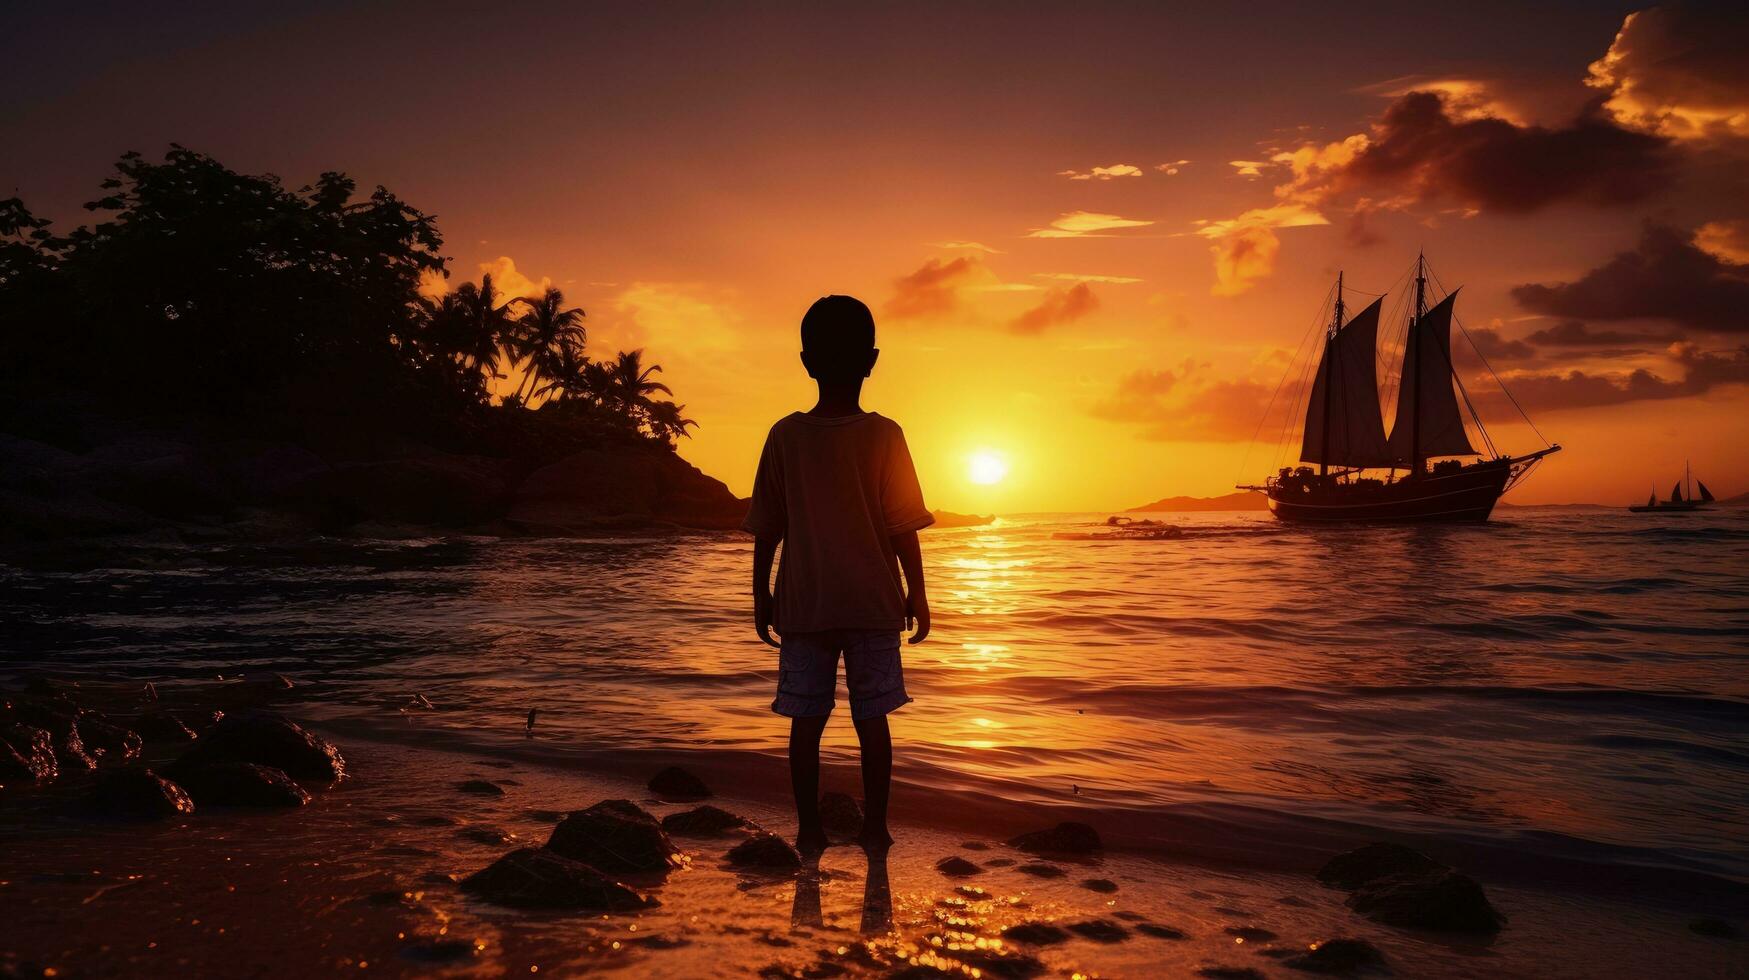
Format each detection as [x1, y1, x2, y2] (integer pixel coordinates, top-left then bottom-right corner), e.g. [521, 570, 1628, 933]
[1647, 493, 1657, 507]
[1301, 299, 1391, 467]
[1700, 480, 1715, 502]
[1671, 482, 1683, 503]
[1386, 290, 1477, 464]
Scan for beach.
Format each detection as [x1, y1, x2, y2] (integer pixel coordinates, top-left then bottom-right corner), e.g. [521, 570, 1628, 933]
[3, 509, 1747, 976]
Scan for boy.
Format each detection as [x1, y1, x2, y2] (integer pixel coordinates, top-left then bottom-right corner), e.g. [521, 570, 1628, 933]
[743, 295, 932, 857]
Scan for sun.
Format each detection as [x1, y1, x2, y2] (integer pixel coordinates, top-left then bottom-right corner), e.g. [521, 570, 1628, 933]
[967, 450, 1009, 485]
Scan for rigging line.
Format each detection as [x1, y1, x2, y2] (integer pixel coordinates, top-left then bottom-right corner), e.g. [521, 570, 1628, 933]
[1449, 305, 1552, 449]
[1275, 302, 1328, 474]
[1237, 283, 1329, 486]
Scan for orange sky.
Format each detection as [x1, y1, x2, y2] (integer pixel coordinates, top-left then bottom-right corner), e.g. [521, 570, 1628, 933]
[7, 2, 1747, 510]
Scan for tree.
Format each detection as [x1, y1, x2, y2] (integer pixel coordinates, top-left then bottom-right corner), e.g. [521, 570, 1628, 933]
[508, 287, 586, 403]
[644, 400, 697, 445]
[603, 349, 672, 416]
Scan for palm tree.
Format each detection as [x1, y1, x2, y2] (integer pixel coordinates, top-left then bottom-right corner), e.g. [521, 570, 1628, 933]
[507, 287, 585, 404]
[604, 349, 672, 415]
[454, 273, 516, 386]
[644, 400, 697, 445]
[531, 336, 590, 402]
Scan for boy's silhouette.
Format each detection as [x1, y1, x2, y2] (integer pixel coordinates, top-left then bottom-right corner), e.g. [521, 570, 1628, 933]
[744, 295, 932, 857]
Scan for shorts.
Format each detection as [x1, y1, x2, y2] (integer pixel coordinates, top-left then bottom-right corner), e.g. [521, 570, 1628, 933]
[773, 629, 911, 720]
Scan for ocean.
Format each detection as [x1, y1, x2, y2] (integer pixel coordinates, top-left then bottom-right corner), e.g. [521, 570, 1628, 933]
[4, 508, 1746, 895]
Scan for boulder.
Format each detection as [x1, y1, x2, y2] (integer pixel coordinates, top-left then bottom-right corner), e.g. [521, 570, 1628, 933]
[456, 779, 505, 796]
[1015, 862, 1066, 878]
[935, 856, 982, 877]
[647, 766, 711, 800]
[75, 715, 143, 763]
[1136, 923, 1188, 940]
[661, 805, 750, 836]
[86, 768, 195, 820]
[726, 831, 801, 872]
[544, 799, 679, 874]
[1066, 919, 1130, 943]
[1317, 843, 1446, 890]
[1002, 923, 1069, 946]
[819, 792, 863, 837]
[174, 763, 310, 807]
[460, 847, 656, 911]
[172, 711, 346, 783]
[508, 448, 748, 531]
[285, 455, 510, 528]
[50, 725, 99, 771]
[1347, 870, 1505, 933]
[1080, 878, 1119, 893]
[1008, 821, 1101, 855]
[1283, 937, 1387, 973]
[0, 723, 59, 784]
[133, 710, 200, 744]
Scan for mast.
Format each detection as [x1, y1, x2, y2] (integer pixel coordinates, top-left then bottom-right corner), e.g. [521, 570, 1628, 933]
[1410, 253, 1426, 477]
[1320, 273, 1344, 479]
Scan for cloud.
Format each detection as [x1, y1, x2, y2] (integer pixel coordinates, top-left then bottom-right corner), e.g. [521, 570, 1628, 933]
[1523, 318, 1681, 347]
[1059, 164, 1144, 181]
[1157, 159, 1190, 175]
[612, 282, 743, 351]
[1032, 272, 1144, 284]
[1010, 282, 1098, 334]
[929, 241, 1004, 253]
[1478, 343, 1749, 413]
[1511, 223, 1749, 334]
[1463, 324, 1538, 362]
[1229, 160, 1268, 178]
[1027, 210, 1155, 239]
[1694, 219, 1749, 264]
[884, 256, 991, 319]
[1193, 203, 1329, 296]
[1277, 89, 1674, 214]
[1586, 4, 1749, 142]
[478, 255, 552, 301]
[1089, 361, 1276, 441]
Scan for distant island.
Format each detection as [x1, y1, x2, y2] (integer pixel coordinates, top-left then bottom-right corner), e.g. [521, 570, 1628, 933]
[1129, 491, 1267, 513]
[930, 509, 996, 528]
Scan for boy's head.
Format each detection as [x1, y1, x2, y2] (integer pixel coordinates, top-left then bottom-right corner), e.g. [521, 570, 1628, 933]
[800, 295, 879, 382]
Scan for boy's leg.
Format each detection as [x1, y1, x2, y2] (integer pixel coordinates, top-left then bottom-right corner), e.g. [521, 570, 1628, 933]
[852, 714, 892, 852]
[789, 715, 829, 854]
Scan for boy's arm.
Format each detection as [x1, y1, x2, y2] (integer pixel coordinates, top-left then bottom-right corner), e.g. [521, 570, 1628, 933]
[752, 533, 781, 648]
[892, 529, 930, 644]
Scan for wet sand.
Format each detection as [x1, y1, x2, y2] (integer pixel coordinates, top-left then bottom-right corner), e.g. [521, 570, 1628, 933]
[1, 707, 1742, 979]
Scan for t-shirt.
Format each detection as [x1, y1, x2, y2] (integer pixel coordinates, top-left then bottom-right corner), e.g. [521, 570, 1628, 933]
[742, 411, 933, 633]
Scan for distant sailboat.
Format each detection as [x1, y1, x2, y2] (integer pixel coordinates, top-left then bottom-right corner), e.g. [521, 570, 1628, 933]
[1238, 254, 1561, 522]
[1628, 462, 1715, 512]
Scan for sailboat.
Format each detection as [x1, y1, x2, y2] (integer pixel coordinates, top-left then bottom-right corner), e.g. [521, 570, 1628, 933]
[1238, 254, 1560, 522]
[1628, 462, 1715, 512]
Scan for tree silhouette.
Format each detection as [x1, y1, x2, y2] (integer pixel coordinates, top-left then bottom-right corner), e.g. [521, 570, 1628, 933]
[508, 287, 586, 403]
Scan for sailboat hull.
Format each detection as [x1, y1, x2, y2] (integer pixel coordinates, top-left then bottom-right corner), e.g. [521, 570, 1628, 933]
[1265, 459, 1512, 523]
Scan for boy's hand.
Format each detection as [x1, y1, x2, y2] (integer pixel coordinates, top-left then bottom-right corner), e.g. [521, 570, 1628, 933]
[754, 590, 780, 648]
[905, 591, 931, 645]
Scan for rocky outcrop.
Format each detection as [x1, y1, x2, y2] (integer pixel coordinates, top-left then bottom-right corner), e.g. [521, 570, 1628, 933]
[0, 723, 59, 784]
[172, 711, 346, 783]
[282, 455, 510, 527]
[86, 768, 195, 820]
[460, 847, 657, 911]
[508, 448, 746, 531]
[545, 799, 680, 874]
[174, 762, 311, 807]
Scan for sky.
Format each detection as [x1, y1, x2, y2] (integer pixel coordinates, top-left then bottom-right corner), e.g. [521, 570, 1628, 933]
[5, 1, 1747, 510]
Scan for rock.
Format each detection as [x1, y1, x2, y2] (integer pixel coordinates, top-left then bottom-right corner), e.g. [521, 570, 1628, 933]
[285, 455, 510, 528]
[174, 763, 310, 807]
[50, 725, 99, 771]
[647, 766, 711, 800]
[1317, 843, 1446, 890]
[952, 946, 1048, 979]
[399, 939, 478, 964]
[1008, 821, 1101, 855]
[456, 779, 505, 796]
[545, 799, 680, 874]
[0, 723, 58, 784]
[507, 448, 748, 532]
[460, 847, 655, 911]
[1081, 877, 1119, 893]
[1198, 968, 1265, 979]
[727, 831, 802, 872]
[1284, 937, 1387, 973]
[6, 696, 79, 738]
[1065, 919, 1130, 943]
[1002, 923, 1069, 946]
[460, 826, 516, 846]
[1136, 923, 1188, 940]
[1226, 926, 1278, 942]
[1015, 862, 1066, 878]
[75, 715, 143, 763]
[172, 711, 345, 782]
[935, 856, 982, 877]
[1347, 870, 1504, 933]
[86, 768, 195, 820]
[133, 709, 200, 744]
[819, 791, 863, 836]
[661, 805, 750, 836]
[1689, 917, 1738, 939]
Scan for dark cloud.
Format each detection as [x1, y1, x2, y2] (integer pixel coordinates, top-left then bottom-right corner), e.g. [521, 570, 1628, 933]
[1090, 363, 1274, 441]
[1511, 223, 1749, 334]
[1463, 325, 1537, 362]
[883, 256, 983, 320]
[1319, 90, 1674, 213]
[1587, 3, 1749, 143]
[1010, 282, 1097, 334]
[1523, 318, 1682, 346]
[1476, 343, 1749, 413]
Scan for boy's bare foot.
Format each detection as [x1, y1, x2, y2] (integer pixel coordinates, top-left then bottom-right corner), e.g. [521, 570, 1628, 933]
[857, 827, 893, 857]
[796, 828, 829, 856]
